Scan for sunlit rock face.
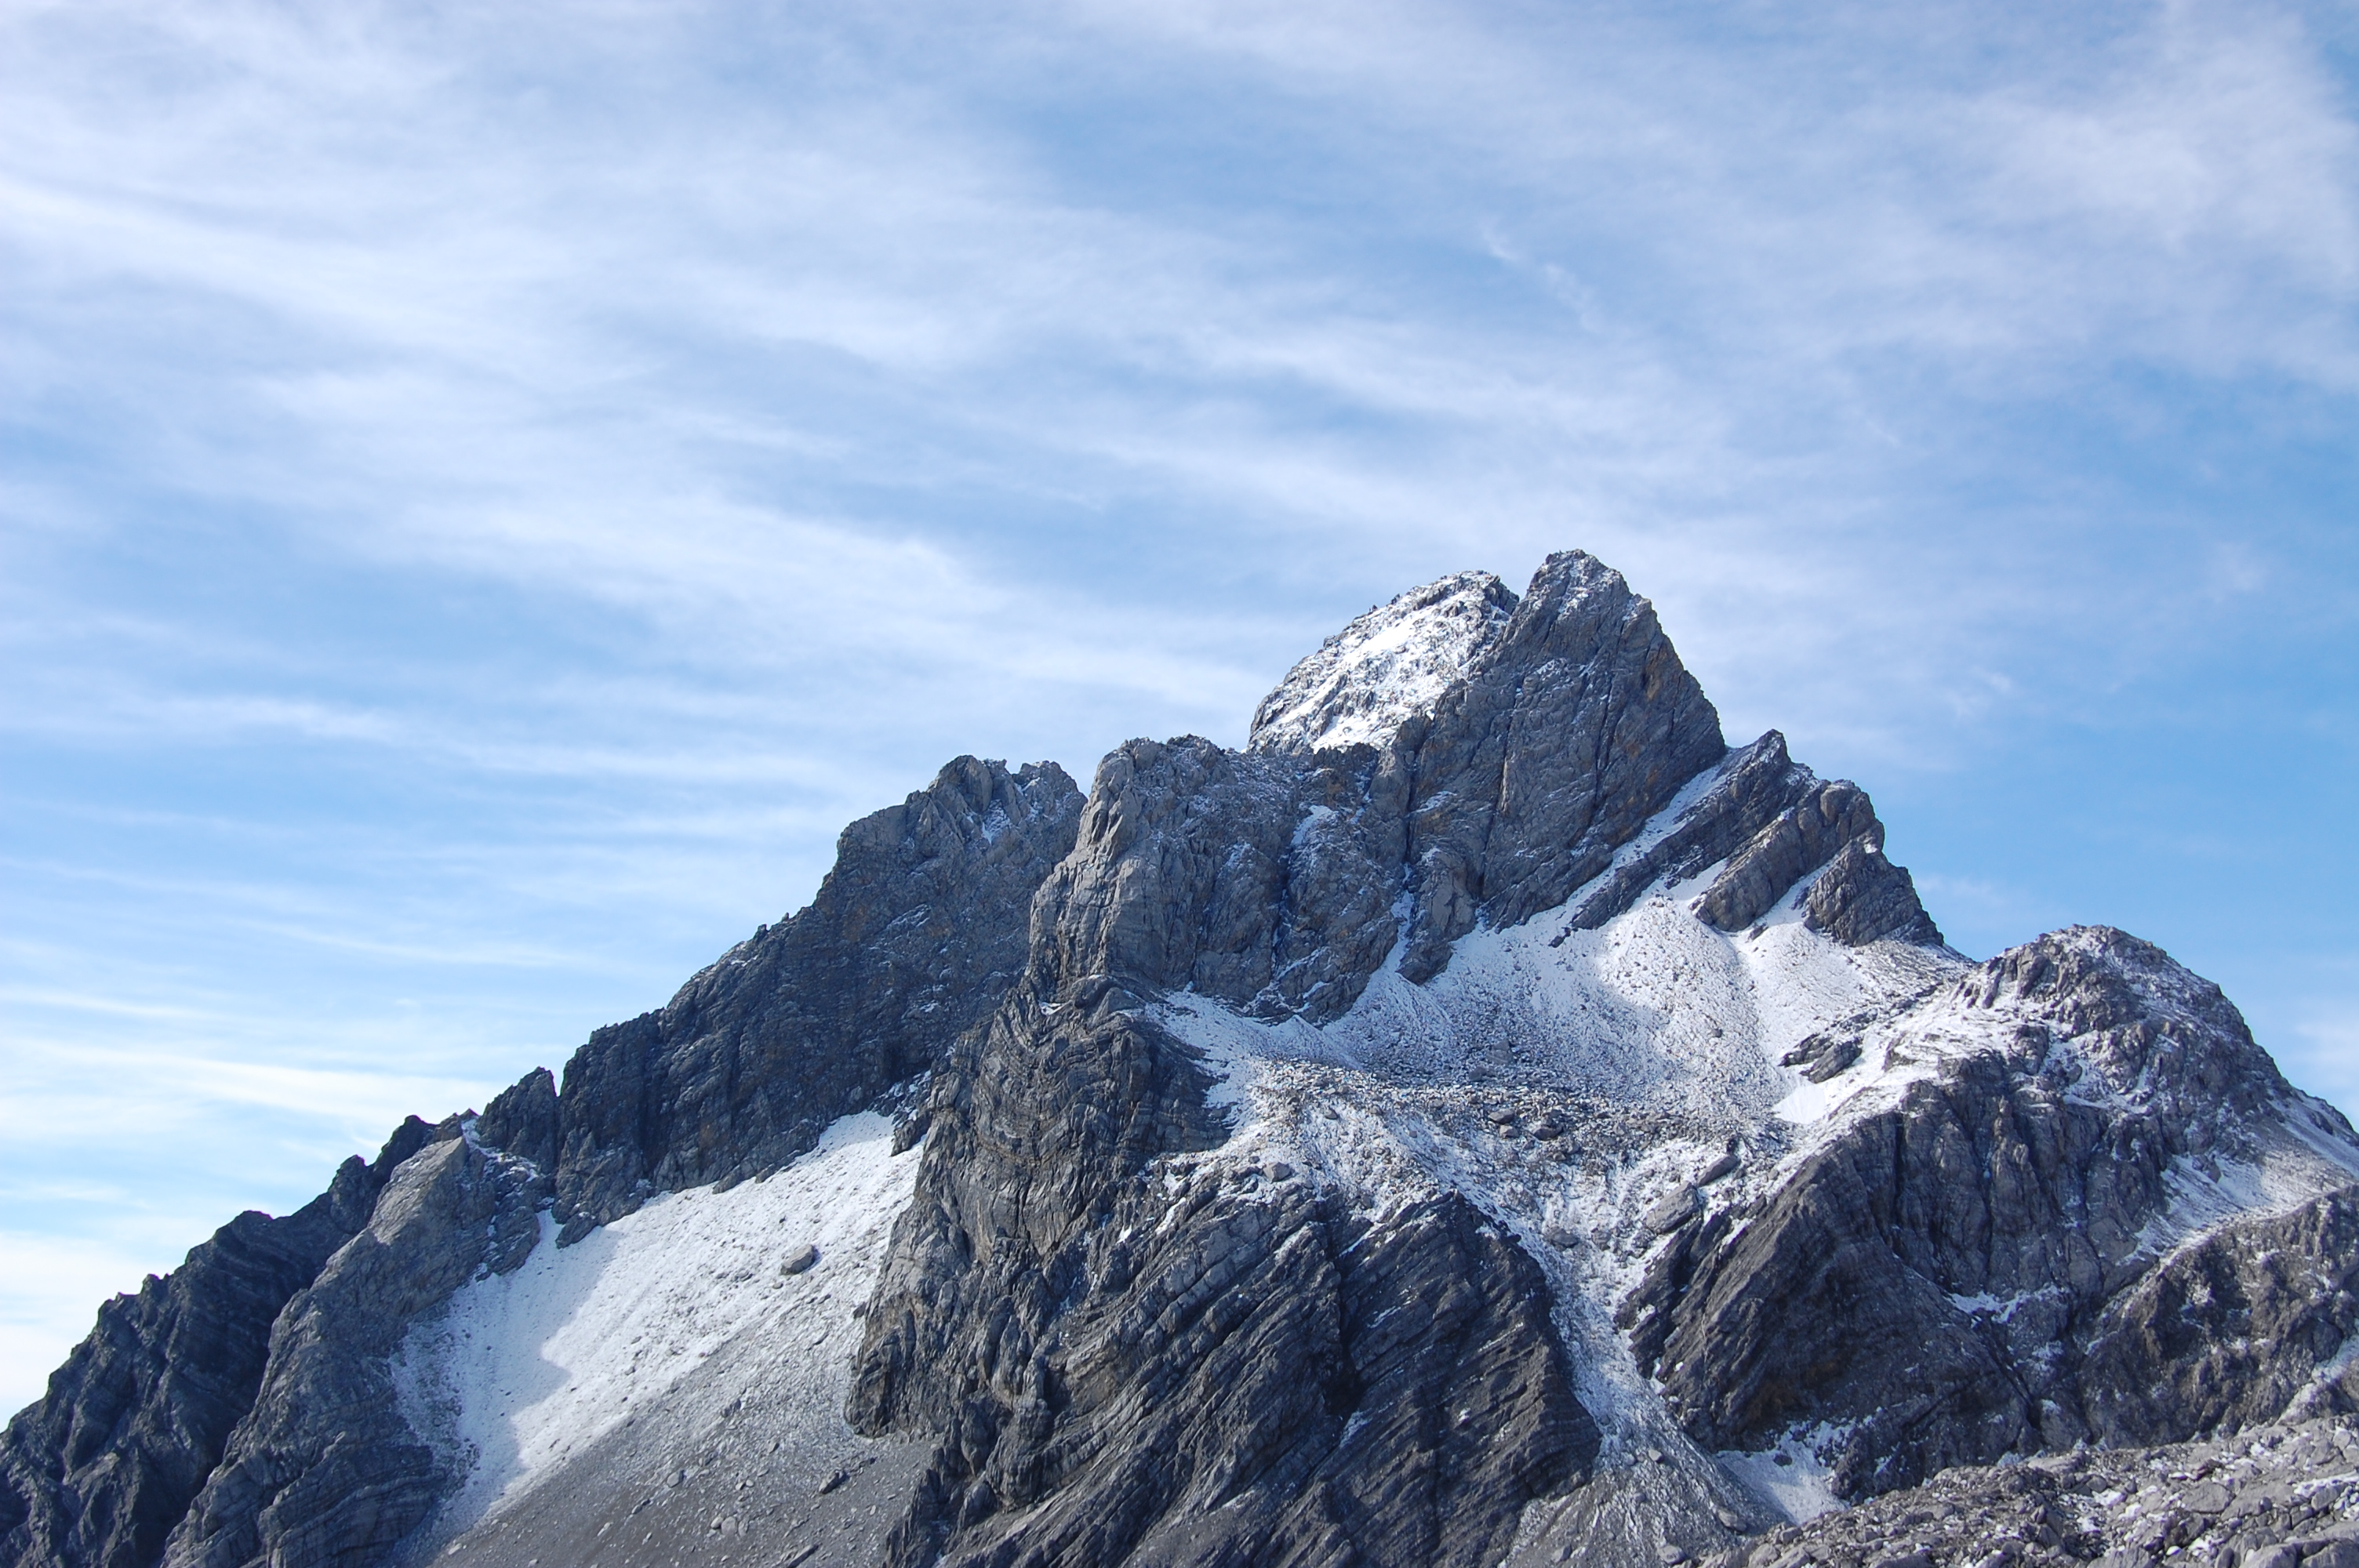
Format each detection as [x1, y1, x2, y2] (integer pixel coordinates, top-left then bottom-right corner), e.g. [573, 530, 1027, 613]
[1246, 568, 1519, 756]
[7, 550, 2356, 1568]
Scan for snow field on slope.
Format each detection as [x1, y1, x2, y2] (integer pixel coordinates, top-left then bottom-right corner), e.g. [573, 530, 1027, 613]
[392, 1112, 923, 1541]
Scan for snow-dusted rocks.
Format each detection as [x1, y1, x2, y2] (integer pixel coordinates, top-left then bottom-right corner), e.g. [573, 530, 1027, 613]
[8, 549, 2357, 1568]
[1620, 927, 2359, 1505]
[163, 1129, 551, 1568]
[1249, 570, 1517, 754]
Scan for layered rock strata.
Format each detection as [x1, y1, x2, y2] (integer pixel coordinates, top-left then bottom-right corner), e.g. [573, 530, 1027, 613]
[162, 1134, 548, 1568]
[1621, 928, 2358, 1498]
[552, 756, 1082, 1238]
[0, 1125, 432, 1568]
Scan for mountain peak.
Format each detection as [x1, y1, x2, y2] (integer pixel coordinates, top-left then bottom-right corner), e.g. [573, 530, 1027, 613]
[12, 550, 2357, 1568]
[1247, 568, 1517, 754]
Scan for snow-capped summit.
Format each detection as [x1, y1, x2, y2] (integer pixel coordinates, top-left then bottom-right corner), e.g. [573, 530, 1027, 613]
[1247, 568, 1517, 754]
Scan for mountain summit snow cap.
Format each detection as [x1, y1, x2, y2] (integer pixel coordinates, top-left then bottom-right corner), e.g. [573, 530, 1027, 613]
[1248, 570, 1518, 754]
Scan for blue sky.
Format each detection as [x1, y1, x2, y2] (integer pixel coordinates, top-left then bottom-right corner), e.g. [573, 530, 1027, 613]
[3, 0, 2355, 1412]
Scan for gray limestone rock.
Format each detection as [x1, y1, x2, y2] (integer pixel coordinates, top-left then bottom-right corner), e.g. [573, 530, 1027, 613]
[1693, 780, 1880, 935]
[1560, 731, 1813, 931]
[1395, 550, 1727, 980]
[1620, 927, 2349, 1501]
[1037, 553, 1777, 1026]
[1805, 835, 1944, 946]
[26, 753, 1084, 1568]
[1027, 737, 1409, 1022]
[2079, 1185, 2359, 1443]
[851, 982, 1596, 1568]
[0, 1122, 431, 1568]
[159, 1136, 550, 1568]
[554, 756, 1082, 1239]
[1734, 1410, 2359, 1568]
[471, 1069, 557, 1174]
[16, 549, 2351, 1568]
[1558, 729, 1943, 947]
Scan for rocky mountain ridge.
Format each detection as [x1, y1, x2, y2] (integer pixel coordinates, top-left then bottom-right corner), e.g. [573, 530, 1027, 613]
[5, 550, 2354, 1568]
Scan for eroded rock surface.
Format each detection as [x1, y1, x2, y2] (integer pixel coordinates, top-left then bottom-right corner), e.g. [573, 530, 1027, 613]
[851, 983, 1596, 1568]
[5, 757, 1080, 1568]
[0, 1124, 433, 1568]
[1717, 1410, 2359, 1568]
[554, 756, 1083, 1238]
[1390, 551, 1728, 981]
[1621, 928, 2357, 1497]
[159, 1134, 547, 1568]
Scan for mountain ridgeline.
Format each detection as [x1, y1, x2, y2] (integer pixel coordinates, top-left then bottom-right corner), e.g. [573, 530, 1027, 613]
[8, 552, 2357, 1568]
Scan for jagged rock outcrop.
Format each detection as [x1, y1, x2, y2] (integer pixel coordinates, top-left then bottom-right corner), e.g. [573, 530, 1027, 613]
[471, 1069, 558, 1174]
[1802, 833, 1942, 945]
[2081, 1185, 2359, 1445]
[850, 982, 1597, 1568]
[1692, 781, 1880, 934]
[1390, 552, 1725, 981]
[0, 1123, 432, 1568]
[1027, 738, 1412, 1022]
[1558, 727, 1944, 946]
[160, 1133, 547, 1568]
[5, 756, 1081, 1568]
[1720, 1407, 2359, 1568]
[1619, 927, 2357, 1497]
[553, 755, 1081, 1238]
[843, 553, 1948, 1566]
[1034, 553, 1921, 1032]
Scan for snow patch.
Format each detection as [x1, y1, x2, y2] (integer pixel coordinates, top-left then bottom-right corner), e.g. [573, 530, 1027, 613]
[392, 1111, 922, 1541]
[1719, 1425, 1852, 1523]
[1148, 801, 1954, 1489]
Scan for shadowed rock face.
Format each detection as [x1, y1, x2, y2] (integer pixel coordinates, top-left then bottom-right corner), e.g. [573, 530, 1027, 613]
[553, 756, 1085, 1240]
[2079, 1185, 2359, 1445]
[841, 554, 1940, 1567]
[1034, 553, 1886, 1033]
[0, 1123, 432, 1568]
[3, 757, 1081, 1568]
[1393, 550, 1727, 979]
[160, 1135, 549, 1568]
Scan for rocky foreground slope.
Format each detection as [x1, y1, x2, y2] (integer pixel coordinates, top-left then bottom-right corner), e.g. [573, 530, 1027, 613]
[5, 552, 2356, 1568]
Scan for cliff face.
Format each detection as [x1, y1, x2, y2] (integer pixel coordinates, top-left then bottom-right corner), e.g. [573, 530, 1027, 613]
[0, 1123, 431, 1568]
[8, 550, 2357, 1568]
[551, 755, 1085, 1239]
[1620, 927, 2349, 1497]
